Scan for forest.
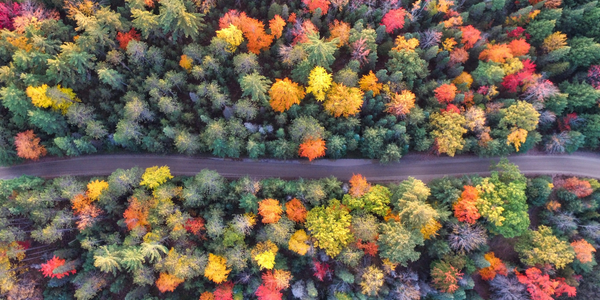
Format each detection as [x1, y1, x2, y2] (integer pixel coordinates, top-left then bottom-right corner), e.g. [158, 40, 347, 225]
[1, 160, 600, 299]
[2, 0, 600, 164]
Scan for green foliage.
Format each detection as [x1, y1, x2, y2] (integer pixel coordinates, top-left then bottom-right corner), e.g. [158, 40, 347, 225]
[515, 225, 575, 269]
[378, 221, 424, 265]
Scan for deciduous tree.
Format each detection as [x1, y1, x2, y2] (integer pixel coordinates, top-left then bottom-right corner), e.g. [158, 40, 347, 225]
[14, 130, 46, 161]
[324, 83, 364, 117]
[258, 199, 283, 224]
[204, 253, 230, 284]
[381, 8, 406, 33]
[306, 199, 353, 257]
[306, 66, 332, 101]
[269, 78, 305, 112]
[299, 138, 326, 161]
[140, 166, 173, 189]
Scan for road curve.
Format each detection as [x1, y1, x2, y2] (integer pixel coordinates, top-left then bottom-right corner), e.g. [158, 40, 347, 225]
[1, 153, 600, 182]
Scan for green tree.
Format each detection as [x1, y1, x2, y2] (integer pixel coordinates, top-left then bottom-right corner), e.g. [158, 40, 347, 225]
[471, 61, 505, 85]
[94, 246, 122, 275]
[158, 0, 205, 41]
[302, 33, 338, 70]
[386, 50, 429, 88]
[239, 72, 271, 104]
[560, 81, 600, 113]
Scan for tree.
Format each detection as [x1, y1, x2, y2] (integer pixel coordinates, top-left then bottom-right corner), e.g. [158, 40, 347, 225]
[116, 29, 140, 50]
[285, 199, 307, 223]
[258, 199, 283, 224]
[508, 39, 531, 56]
[323, 83, 364, 117]
[86, 180, 108, 201]
[515, 226, 575, 269]
[240, 72, 271, 103]
[360, 265, 384, 296]
[123, 196, 150, 231]
[448, 223, 488, 254]
[430, 260, 463, 293]
[140, 166, 173, 189]
[359, 71, 382, 96]
[255, 284, 282, 300]
[453, 185, 481, 224]
[157, 0, 205, 41]
[303, 0, 330, 15]
[14, 130, 46, 161]
[204, 254, 230, 284]
[349, 174, 371, 198]
[41, 256, 76, 279]
[461, 25, 481, 49]
[306, 66, 332, 101]
[94, 246, 121, 275]
[516, 267, 576, 300]
[378, 221, 424, 265]
[252, 241, 278, 270]
[386, 90, 416, 117]
[499, 101, 540, 132]
[269, 15, 286, 39]
[269, 78, 305, 112]
[571, 239, 596, 264]
[479, 43, 513, 63]
[215, 24, 244, 53]
[299, 138, 326, 161]
[563, 177, 593, 198]
[479, 252, 508, 280]
[329, 20, 350, 47]
[434, 83, 457, 104]
[302, 32, 338, 70]
[507, 128, 528, 152]
[430, 111, 467, 157]
[306, 199, 353, 257]
[288, 230, 310, 255]
[381, 8, 407, 33]
[156, 272, 184, 293]
[343, 185, 391, 216]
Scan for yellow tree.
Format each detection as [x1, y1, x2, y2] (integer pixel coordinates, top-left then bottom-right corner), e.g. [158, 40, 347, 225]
[215, 24, 244, 53]
[26, 84, 80, 114]
[430, 111, 467, 157]
[204, 254, 230, 284]
[359, 71, 382, 96]
[140, 166, 173, 189]
[324, 83, 364, 117]
[87, 180, 109, 201]
[179, 55, 193, 72]
[268, 78, 305, 112]
[252, 241, 278, 270]
[288, 230, 310, 255]
[306, 66, 332, 101]
[507, 128, 528, 152]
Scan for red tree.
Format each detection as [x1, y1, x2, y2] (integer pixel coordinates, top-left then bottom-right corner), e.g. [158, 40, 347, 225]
[460, 25, 481, 49]
[255, 284, 282, 300]
[516, 267, 576, 300]
[313, 259, 332, 281]
[357, 239, 378, 256]
[116, 29, 141, 50]
[41, 256, 76, 279]
[381, 8, 407, 33]
[14, 130, 46, 161]
[302, 0, 330, 15]
[0, 2, 21, 30]
[214, 282, 234, 300]
[185, 217, 206, 236]
[434, 83, 458, 104]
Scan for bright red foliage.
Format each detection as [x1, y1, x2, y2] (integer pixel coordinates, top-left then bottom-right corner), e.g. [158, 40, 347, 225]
[303, 0, 330, 15]
[0, 2, 21, 30]
[357, 239, 379, 256]
[116, 29, 141, 50]
[516, 267, 577, 300]
[434, 83, 457, 104]
[214, 282, 234, 300]
[558, 113, 578, 131]
[313, 259, 332, 281]
[508, 27, 526, 38]
[41, 256, 76, 279]
[381, 8, 407, 33]
[255, 284, 282, 300]
[441, 103, 460, 114]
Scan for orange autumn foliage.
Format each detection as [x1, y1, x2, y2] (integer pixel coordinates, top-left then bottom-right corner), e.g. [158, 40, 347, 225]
[116, 29, 140, 50]
[262, 269, 293, 290]
[199, 291, 215, 300]
[269, 15, 286, 39]
[285, 198, 307, 223]
[14, 130, 47, 161]
[299, 138, 326, 161]
[434, 83, 457, 104]
[219, 11, 273, 54]
[563, 177, 593, 198]
[508, 38, 531, 56]
[453, 185, 481, 224]
[359, 71, 382, 96]
[329, 20, 350, 47]
[123, 196, 150, 231]
[179, 54, 193, 72]
[357, 239, 379, 256]
[386, 90, 416, 117]
[72, 194, 92, 215]
[303, 0, 330, 15]
[156, 272, 184, 293]
[479, 44, 513, 63]
[460, 25, 481, 49]
[449, 47, 469, 66]
[571, 239, 596, 264]
[258, 199, 283, 224]
[349, 174, 371, 197]
[479, 252, 508, 280]
[185, 217, 206, 236]
[269, 78, 305, 112]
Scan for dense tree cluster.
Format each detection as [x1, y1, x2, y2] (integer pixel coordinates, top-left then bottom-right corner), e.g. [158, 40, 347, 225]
[1, 0, 600, 165]
[0, 160, 598, 299]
